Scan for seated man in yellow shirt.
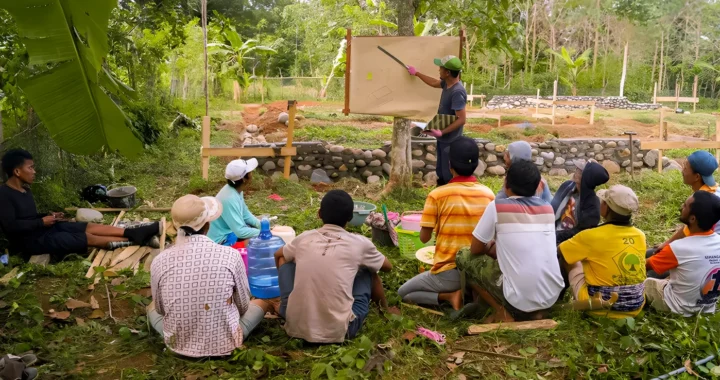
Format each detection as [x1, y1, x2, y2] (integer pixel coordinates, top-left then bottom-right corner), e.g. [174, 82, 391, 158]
[558, 185, 647, 319]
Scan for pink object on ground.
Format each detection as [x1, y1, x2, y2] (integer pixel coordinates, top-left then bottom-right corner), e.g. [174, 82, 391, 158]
[400, 213, 423, 232]
[268, 194, 284, 201]
[416, 327, 446, 345]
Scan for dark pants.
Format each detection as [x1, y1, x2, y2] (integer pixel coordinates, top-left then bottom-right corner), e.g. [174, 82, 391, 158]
[278, 262, 372, 339]
[436, 140, 452, 186]
[21, 222, 88, 260]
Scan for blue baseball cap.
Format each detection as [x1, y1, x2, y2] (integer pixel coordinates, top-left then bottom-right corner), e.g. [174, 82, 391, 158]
[687, 151, 718, 187]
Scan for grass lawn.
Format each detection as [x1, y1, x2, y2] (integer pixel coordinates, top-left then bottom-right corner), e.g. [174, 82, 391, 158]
[3, 128, 720, 380]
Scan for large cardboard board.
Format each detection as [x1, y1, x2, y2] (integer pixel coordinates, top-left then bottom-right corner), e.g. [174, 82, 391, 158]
[348, 36, 460, 119]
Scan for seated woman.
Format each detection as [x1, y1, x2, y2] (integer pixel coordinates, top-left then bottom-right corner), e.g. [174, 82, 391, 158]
[208, 159, 261, 246]
[149, 194, 273, 357]
[0, 149, 160, 261]
[550, 160, 609, 245]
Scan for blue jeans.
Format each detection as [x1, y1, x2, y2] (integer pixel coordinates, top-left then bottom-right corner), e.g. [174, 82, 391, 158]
[436, 141, 452, 186]
[278, 262, 372, 339]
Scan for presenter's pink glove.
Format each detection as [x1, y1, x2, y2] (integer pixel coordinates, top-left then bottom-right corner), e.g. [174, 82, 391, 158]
[407, 66, 418, 76]
[425, 129, 442, 138]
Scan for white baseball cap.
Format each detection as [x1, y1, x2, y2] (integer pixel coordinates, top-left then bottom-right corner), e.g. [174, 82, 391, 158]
[225, 158, 258, 182]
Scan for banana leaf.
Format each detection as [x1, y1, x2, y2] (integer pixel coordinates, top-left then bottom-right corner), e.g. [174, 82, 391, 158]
[0, 0, 142, 157]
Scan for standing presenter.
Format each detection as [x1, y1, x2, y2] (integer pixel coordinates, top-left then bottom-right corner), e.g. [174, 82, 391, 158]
[407, 56, 467, 186]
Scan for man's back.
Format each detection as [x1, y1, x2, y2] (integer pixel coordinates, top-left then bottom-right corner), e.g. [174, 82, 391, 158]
[664, 233, 720, 315]
[560, 223, 647, 318]
[282, 225, 385, 343]
[421, 181, 494, 274]
[150, 235, 249, 357]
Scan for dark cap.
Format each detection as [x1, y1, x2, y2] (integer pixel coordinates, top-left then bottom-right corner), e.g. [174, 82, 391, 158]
[449, 137, 479, 173]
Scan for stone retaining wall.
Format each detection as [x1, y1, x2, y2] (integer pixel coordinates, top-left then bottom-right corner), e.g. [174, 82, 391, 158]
[486, 95, 659, 111]
[250, 138, 677, 184]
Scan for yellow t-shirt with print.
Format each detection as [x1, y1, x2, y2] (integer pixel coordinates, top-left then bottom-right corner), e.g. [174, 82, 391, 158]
[559, 224, 647, 319]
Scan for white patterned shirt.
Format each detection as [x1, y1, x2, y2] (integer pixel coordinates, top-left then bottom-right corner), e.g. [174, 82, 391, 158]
[151, 234, 250, 357]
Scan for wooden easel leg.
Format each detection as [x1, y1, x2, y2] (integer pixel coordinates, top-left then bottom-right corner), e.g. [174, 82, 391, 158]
[202, 116, 211, 180]
[589, 105, 595, 125]
[283, 101, 297, 179]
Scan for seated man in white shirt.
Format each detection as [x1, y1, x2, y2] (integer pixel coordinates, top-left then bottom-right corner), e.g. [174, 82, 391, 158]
[148, 194, 273, 357]
[456, 160, 564, 323]
[645, 191, 720, 316]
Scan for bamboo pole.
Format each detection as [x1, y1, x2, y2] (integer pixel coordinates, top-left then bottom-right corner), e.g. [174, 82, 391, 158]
[283, 101, 297, 179]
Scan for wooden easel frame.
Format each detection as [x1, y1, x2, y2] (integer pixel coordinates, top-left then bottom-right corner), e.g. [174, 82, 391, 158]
[200, 101, 298, 180]
[527, 81, 595, 125]
[643, 112, 720, 169]
[342, 28, 466, 116]
[653, 77, 699, 111]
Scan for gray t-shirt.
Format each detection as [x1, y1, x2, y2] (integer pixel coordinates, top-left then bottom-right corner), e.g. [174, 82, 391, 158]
[438, 80, 467, 142]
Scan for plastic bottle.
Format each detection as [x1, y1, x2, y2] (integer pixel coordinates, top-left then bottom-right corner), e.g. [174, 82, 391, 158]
[271, 225, 296, 245]
[246, 217, 284, 298]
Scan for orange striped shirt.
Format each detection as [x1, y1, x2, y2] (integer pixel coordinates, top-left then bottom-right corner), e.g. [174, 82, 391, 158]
[420, 179, 495, 273]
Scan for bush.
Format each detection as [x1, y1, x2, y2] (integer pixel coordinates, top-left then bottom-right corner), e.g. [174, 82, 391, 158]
[125, 101, 167, 145]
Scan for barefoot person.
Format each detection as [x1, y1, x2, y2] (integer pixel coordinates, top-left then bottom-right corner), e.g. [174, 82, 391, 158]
[558, 185, 647, 319]
[149, 195, 274, 357]
[407, 56, 466, 186]
[398, 137, 494, 311]
[0, 149, 160, 261]
[274, 190, 392, 343]
[457, 160, 564, 322]
[208, 158, 261, 246]
[645, 191, 720, 315]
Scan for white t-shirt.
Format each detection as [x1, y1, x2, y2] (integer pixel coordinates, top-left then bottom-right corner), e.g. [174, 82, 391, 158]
[663, 233, 720, 316]
[472, 197, 564, 312]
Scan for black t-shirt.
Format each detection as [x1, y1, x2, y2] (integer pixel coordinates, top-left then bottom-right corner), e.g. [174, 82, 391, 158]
[0, 185, 46, 250]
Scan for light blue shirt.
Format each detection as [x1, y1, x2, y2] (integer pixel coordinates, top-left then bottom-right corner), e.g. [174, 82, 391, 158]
[208, 185, 260, 243]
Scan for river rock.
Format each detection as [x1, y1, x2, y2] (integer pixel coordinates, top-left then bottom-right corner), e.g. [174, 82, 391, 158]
[369, 160, 381, 167]
[246, 124, 259, 133]
[485, 143, 496, 152]
[367, 175, 381, 184]
[619, 148, 631, 158]
[424, 172, 438, 186]
[644, 149, 659, 167]
[278, 112, 289, 123]
[426, 144, 436, 152]
[262, 161, 276, 171]
[474, 160, 487, 176]
[339, 164, 348, 172]
[541, 152, 555, 160]
[549, 168, 568, 176]
[486, 154, 497, 162]
[606, 141, 617, 148]
[535, 157, 544, 166]
[76, 209, 103, 223]
[602, 160, 621, 174]
[412, 160, 426, 168]
[664, 160, 682, 172]
[356, 160, 367, 167]
[329, 145, 344, 153]
[554, 157, 566, 166]
[383, 163, 392, 175]
[372, 149, 387, 158]
[495, 145, 506, 153]
[595, 154, 604, 161]
[593, 144, 603, 152]
[426, 153, 437, 162]
[363, 150, 373, 160]
[621, 160, 631, 167]
[412, 150, 423, 157]
[487, 165, 506, 176]
[298, 164, 312, 171]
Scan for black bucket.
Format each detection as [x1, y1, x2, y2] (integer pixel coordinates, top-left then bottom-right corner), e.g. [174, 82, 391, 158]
[106, 184, 137, 208]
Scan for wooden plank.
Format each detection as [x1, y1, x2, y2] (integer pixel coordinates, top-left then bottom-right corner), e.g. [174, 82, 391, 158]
[468, 319, 558, 335]
[553, 100, 596, 106]
[655, 96, 679, 102]
[641, 141, 720, 150]
[201, 115, 211, 180]
[653, 82, 657, 103]
[676, 97, 699, 103]
[658, 111, 665, 173]
[143, 249, 162, 272]
[86, 250, 107, 278]
[202, 147, 276, 157]
[87, 249, 98, 261]
[65, 207, 171, 212]
[93, 249, 114, 284]
[159, 217, 167, 250]
[655, 96, 699, 103]
[110, 246, 141, 266]
[114, 211, 125, 226]
[112, 247, 151, 271]
[343, 28, 352, 115]
[526, 98, 554, 105]
[0, 267, 19, 286]
[284, 101, 297, 179]
[467, 113, 501, 120]
[279, 147, 297, 157]
[589, 105, 595, 125]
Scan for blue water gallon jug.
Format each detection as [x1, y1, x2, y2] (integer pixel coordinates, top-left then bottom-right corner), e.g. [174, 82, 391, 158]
[246, 218, 284, 298]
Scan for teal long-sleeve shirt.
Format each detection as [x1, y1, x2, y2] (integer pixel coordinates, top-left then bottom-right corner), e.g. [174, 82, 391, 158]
[208, 185, 260, 243]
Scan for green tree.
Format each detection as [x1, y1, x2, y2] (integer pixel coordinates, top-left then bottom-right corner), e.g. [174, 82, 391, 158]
[209, 27, 277, 79]
[624, 254, 640, 272]
[550, 47, 592, 96]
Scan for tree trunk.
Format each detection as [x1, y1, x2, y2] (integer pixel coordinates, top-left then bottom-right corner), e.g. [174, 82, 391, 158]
[619, 42, 628, 97]
[592, 0, 600, 71]
[659, 31, 665, 91]
[530, 2, 537, 74]
[695, 18, 701, 62]
[384, 0, 416, 194]
[524, 0, 531, 74]
[201, 0, 209, 116]
[651, 41, 658, 87]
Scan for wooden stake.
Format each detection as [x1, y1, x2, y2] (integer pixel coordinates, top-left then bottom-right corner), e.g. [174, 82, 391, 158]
[551, 81, 557, 126]
[693, 75, 698, 112]
[159, 217, 167, 250]
[589, 104, 595, 125]
[343, 28, 352, 115]
[675, 84, 680, 110]
[468, 319, 558, 335]
[535, 88, 540, 116]
[658, 108, 665, 173]
[653, 82, 658, 104]
[201, 115, 211, 180]
[659, 31, 664, 91]
[284, 101, 297, 179]
[114, 210, 125, 227]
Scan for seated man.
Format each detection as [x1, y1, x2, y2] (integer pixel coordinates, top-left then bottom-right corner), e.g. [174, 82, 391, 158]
[558, 185, 647, 319]
[457, 160, 564, 322]
[648, 151, 720, 267]
[149, 195, 273, 357]
[208, 158, 261, 246]
[0, 149, 159, 261]
[496, 141, 552, 203]
[398, 137, 495, 311]
[645, 191, 720, 315]
[551, 160, 609, 245]
[275, 190, 392, 343]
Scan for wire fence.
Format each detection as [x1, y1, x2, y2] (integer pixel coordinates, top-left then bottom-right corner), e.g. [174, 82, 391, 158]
[242, 77, 345, 103]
